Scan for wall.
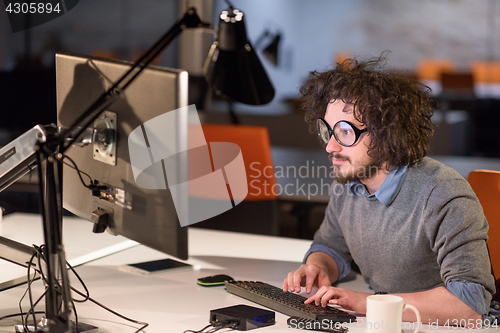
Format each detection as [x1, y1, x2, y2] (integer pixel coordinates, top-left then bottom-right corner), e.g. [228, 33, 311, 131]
[1, 0, 500, 101]
[214, 0, 500, 101]
[0, 0, 180, 69]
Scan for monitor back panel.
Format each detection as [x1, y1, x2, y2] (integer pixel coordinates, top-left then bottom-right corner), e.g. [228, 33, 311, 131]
[55, 52, 188, 259]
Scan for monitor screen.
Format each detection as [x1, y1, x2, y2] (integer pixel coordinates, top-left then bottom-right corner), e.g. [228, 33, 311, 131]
[55, 52, 188, 260]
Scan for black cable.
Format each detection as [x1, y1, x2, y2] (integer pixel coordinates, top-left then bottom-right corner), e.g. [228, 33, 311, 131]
[23, 246, 51, 331]
[216, 321, 238, 332]
[67, 265, 90, 303]
[207, 326, 229, 333]
[76, 317, 150, 332]
[26, 251, 38, 330]
[5, 245, 148, 333]
[63, 256, 148, 333]
[223, 0, 235, 9]
[19, 251, 41, 332]
[21, 292, 45, 332]
[31, 245, 82, 333]
[0, 311, 45, 322]
[183, 324, 212, 333]
[56, 153, 93, 189]
[56, 153, 110, 200]
[184, 321, 237, 333]
[0, 166, 146, 333]
[71, 288, 149, 333]
[44, 154, 147, 332]
[1, 211, 146, 333]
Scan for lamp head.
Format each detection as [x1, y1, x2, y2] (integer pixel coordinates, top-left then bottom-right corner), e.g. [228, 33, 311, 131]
[204, 7, 275, 106]
[262, 33, 281, 66]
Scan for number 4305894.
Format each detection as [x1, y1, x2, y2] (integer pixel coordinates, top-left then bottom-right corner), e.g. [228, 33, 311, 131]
[5, 2, 61, 14]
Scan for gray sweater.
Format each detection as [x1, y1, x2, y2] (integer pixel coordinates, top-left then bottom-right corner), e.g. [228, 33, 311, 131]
[313, 157, 496, 305]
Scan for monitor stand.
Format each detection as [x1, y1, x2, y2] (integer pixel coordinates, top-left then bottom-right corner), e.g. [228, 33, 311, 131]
[15, 321, 98, 333]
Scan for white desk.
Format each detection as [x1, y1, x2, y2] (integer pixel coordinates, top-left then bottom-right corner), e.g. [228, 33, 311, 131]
[0, 214, 492, 332]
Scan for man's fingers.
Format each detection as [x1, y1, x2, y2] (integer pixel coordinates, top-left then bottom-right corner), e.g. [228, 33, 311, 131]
[305, 293, 319, 305]
[285, 271, 297, 292]
[292, 269, 304, 293]
[304, 287, 342, 307]
[305, 286, 327, 306]
[304, 268, 317, 294]
[284, 268, 306, 293]
[328, 297, 351, 311]
[283, 278, 289, 292]
[321, 288, 338, 307]
[284, 264, 325, 294]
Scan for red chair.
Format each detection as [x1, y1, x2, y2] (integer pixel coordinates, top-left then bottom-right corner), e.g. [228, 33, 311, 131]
[416, 58, 454, 81]
[192, 124, 279, 235]
[467, 170, 500, 300]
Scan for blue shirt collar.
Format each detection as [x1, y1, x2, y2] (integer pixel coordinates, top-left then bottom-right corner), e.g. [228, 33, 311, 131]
[349, 165, 408, 206]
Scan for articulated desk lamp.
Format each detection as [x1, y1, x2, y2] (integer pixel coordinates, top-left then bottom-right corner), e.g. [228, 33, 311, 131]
[0, 3, 274, 333]
[254, 29, 282, 66]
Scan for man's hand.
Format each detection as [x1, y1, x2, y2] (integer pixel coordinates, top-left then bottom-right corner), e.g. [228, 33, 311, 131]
[305, 286, 371, 314]
[283, 264, 332, 294]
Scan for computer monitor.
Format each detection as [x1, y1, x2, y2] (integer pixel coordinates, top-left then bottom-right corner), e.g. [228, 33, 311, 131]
[55, 51, 189, 260]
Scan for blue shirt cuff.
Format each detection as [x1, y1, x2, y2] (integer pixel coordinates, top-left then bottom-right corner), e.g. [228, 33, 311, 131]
[447, 281, 487, 315]
[483, 300, 500, 326]
[303, 243, 351, 282]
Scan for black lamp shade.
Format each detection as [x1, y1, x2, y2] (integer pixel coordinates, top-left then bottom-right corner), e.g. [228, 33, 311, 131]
[263, 33, 280, 66]
[204, 8, 275, 105]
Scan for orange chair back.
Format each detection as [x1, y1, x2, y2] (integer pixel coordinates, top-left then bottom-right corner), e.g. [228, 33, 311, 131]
[467, 170, 500, 279]
[470, 61, 500, 83]
[201, 124, 277, 201]
[416, 58, 455, 81]
[334, 52, 352, 65]
[89, 50, 119, 60]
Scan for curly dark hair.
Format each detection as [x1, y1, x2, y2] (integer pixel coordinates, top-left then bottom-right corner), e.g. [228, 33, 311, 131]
[300, 55, 434, 168]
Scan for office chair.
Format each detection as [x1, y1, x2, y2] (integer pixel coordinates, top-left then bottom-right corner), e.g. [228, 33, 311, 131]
[440, 72, 474, 94]
[416, 58, 454, 81]
[470, 61, 500, 84]
[467, 170, 500, 300]
[89, 50, 119, 60]
[334, 52, 352, 65]
[192, 123, 280, 235]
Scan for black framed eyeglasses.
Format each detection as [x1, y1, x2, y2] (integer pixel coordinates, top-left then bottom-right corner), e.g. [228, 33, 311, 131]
[316, 118, 367, 147]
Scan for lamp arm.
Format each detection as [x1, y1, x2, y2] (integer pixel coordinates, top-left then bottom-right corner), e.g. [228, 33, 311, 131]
[223, 0, 235, 9]
[54, 7, 209, 157]
[0, 8, 209, 333]
[32, 7, 209, 332]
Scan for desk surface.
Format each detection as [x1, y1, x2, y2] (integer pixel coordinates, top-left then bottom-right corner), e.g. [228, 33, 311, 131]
[0, 214, 493, 332]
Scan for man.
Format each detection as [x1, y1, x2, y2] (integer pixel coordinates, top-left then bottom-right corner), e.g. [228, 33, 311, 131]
[283, 56, 497, 325]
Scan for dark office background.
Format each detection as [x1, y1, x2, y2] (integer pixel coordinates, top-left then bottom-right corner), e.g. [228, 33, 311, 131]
[2, 0, 500, 109]
[2, 1, 500, 89]
[1, 0, 500, 237]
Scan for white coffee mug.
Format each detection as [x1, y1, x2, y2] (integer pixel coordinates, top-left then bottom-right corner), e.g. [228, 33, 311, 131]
[366, 294, 421, 333]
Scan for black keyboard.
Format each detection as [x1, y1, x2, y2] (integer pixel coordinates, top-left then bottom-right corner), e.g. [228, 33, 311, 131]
[224, 280, 356, 323]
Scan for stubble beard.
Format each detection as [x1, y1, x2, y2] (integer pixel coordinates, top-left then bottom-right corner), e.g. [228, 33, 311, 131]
[329, 153, 380, 184]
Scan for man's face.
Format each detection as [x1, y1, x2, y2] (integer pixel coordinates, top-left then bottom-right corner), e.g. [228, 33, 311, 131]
[324, 100, 379, 184]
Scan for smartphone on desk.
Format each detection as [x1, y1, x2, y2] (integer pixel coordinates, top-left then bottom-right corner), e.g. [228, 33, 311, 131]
[120, 258, 192, 275]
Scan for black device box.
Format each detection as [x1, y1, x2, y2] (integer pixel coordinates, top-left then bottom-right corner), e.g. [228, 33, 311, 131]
[210, 304, 275, 331]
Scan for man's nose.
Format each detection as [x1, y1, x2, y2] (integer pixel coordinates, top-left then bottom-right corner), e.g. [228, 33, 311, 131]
[326, 136, 342, 154]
